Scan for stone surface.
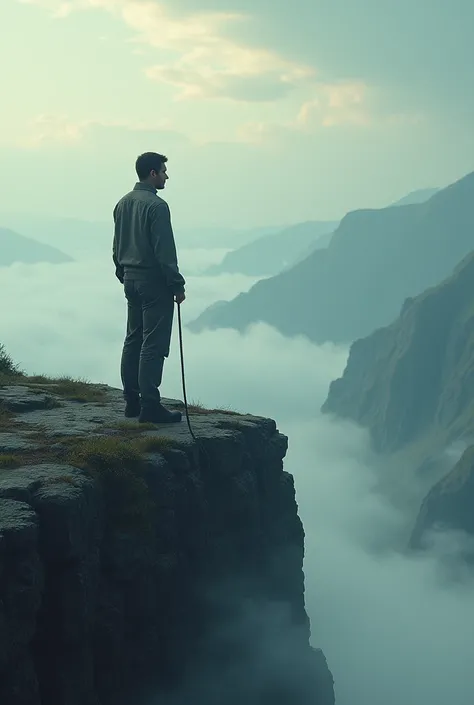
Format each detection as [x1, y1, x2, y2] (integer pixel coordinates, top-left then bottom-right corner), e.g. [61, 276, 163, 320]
[0, 434, 40, 453]
[0, 384, 334, 705]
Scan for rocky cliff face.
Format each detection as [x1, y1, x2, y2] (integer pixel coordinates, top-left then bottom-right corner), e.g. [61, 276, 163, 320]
[322, 247, 474, 549]
[323, 249, 474, 454]
[410, 444, 474, 552]
[0, 381, 334, 705]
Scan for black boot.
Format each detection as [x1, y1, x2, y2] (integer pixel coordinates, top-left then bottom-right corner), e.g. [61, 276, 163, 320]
[124, 398, 141, 418]
[139, 403, 182, 424]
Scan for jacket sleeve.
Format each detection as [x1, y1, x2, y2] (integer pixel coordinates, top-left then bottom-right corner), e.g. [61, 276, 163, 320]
[149, 201, 186, 294]
[112, 204, 124, 283]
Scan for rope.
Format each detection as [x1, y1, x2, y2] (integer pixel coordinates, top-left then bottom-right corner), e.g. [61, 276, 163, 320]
[177, 302, 197, 442]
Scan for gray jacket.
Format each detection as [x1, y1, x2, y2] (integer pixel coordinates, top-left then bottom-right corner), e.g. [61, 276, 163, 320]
[113, 183, 185, 294]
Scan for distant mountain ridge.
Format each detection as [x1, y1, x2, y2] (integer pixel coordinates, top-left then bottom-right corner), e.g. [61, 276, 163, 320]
[202, 188, 437, 279]
[206, 220, 338, 277]
[0, 227, 72, 266]
[391, 187, 439, 207]
[189, 171, 474, 345]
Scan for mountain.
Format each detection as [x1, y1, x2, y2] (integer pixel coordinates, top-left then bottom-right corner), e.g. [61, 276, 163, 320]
[206, 220, 338, 277]
[321, 248, 474, 548]
[322, 248, 474, 453]
[410, 444, 474, 553]
[0, 227, 72, 266]
[189, 171, 474, 344]
[391, 187, 439, 206]
[0, 214, 111, 260]
[178, 224, 282, 249]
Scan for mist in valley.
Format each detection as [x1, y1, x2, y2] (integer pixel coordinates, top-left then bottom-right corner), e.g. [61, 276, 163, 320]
[2, 253, 474, 705]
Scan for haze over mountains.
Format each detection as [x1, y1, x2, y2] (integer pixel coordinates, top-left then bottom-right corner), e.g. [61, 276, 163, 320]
[206, 220, 338, 277]
[189, 171, 474, 344]
[0, 212, 283, 261]
[1, 168, 473, 705]
[0, 227, 71, 266]
[204, 187, 439, 279]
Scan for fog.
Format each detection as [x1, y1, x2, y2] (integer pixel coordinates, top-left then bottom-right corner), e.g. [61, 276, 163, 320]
[2, 253, 474, 705]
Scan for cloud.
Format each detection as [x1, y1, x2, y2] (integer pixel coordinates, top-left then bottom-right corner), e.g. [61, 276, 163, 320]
[297, 82, 372, 129]
[21, 114, 87, 147]
[19, 115, 185, 149]
[19, 0, 315, 102]
[2, 250, 474, 704]
[165, 0, 474, 123]
[238, 81, 427, 143]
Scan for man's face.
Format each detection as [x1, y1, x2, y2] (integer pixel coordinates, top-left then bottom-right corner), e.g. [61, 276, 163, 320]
[151, 163, 168, 190]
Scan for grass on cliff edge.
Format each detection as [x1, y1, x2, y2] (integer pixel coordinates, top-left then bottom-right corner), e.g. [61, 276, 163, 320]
[0, 344, 107, 403]
[0, 430, 175, 532]
[64, 434, 173, 532]
[188, 400, 243, 415]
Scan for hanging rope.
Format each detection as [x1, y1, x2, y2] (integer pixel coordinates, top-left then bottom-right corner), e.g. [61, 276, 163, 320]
[176, 302, 197, 442]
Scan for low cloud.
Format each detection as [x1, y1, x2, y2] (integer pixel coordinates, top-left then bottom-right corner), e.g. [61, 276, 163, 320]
[2, 252, 474, 705]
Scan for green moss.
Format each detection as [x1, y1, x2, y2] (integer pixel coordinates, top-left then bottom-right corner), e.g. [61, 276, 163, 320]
[23, 376, 107, 403]
[111, 421, 159, 432]
[65, 434, 172, 533]
[134, 435, 173, 453]
[0, 346, 172, 531]
[0, 346, 107, 403]
[66, 435, 144, 471]
[0, 454, 20, 468]
[188, 400, 242, 416]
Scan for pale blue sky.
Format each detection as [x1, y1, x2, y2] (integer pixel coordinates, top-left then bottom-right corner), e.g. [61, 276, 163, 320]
[1, 0, 473, 228]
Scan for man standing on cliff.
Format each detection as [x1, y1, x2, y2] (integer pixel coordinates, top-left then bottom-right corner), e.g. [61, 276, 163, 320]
[113, 152, 185, 424]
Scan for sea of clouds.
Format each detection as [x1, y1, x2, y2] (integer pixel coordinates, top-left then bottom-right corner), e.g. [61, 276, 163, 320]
[2, 249, 474, 705]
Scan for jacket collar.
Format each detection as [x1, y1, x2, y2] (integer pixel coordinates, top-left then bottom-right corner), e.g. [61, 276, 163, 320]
[133, 182, 157, 194]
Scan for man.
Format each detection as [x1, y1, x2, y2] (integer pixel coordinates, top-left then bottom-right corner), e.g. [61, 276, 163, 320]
[113, 152, 185, 424]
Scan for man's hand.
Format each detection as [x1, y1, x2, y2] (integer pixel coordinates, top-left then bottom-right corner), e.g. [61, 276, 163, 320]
[174, 291, 186, 305]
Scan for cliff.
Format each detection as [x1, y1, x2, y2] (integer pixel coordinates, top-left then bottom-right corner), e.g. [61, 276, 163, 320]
[322, 247, 474, 547]
[189, 170, 474, 345]
[323, 250, 474, 453]
[0, 376, 334, 705]
[410, 445, 474, 552]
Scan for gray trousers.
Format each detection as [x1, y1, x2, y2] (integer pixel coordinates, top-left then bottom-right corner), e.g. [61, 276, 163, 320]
[120, 279, 174, 407]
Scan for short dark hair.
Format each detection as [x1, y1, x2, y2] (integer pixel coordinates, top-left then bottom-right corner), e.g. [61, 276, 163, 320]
[135, 152, 167, 180]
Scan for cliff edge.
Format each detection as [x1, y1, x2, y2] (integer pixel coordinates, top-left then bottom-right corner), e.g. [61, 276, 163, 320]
[0, 376, 334, 705]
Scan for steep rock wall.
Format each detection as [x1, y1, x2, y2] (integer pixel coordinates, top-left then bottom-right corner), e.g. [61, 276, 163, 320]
[0, 383, 334, 705]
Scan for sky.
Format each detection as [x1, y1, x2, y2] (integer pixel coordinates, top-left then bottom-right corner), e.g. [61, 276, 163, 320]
[1, 0, 474, 228]
[2, 251, 474, 704]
